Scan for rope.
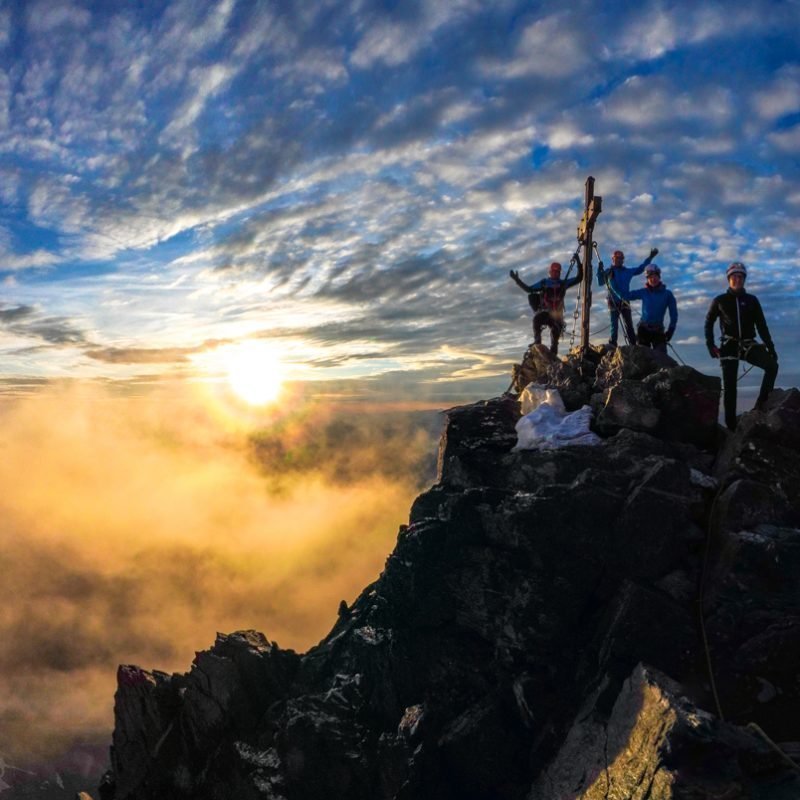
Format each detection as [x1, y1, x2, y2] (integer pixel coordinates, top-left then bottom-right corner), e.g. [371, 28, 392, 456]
[597, 251, 633, 347]
[667, 342, 687, 365]
[738, 364, 756, 382]
[697, 491, 725, 720]
[746, 723, 800, 775]
[698, 495, 800, 775]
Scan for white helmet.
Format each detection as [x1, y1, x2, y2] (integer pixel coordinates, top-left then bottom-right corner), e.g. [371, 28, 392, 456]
[726, 262, 747, 278]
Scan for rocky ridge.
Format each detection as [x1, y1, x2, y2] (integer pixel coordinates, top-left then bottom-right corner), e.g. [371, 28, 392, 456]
[99, 344, 800, 799]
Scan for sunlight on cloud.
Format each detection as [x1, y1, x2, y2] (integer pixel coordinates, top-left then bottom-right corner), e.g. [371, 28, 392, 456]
[0, 381, 436, 763]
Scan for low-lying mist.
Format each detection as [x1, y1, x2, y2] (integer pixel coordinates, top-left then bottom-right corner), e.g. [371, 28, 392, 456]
[0, 380, 442, 771]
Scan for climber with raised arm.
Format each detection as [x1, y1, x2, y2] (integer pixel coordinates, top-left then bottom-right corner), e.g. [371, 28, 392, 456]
[597, 247, 659, 346]
[614, 264, 677, 354]
[510, 254, 583, 356]
[704, 262, 778, 431]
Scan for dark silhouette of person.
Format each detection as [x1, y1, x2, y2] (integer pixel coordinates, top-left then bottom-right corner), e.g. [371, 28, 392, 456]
[705, 261, 778, 431]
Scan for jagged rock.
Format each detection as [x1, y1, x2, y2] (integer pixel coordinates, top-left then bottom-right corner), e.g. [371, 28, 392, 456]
[701, 523, 800, 743]
[593, 379, 660, 434]
[511, 344, 593, 410]
[594, 344, 676, 390]
[643, 365, 721, 447]
[102, 666, 181, 800]
[102, 632, 299, 800]
[100, 353, 800, 800]
[530, 664, 800, 799]
[436, 394, 519, 488]
[511, 344, 559, 393]
[715, 388, 800, 506]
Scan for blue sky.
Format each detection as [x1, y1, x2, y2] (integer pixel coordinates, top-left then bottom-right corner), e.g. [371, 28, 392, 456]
[1, 0, 799, 399]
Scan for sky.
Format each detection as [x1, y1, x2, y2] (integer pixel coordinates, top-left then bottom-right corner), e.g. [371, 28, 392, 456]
[0, 0, 798, 398]
[1, 0, 800, 789]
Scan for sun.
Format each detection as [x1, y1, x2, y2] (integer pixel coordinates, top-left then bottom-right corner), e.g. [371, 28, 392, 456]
[224, 342, 285, 406]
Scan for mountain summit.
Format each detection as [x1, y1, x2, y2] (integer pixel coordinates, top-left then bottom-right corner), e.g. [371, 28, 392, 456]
[99, 345, 800, 800]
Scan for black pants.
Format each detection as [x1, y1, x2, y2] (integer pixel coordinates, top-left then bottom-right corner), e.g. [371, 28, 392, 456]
[637, 324, 667, 354]
[533, 311, 564, 355]
[720, 341, 779, 430]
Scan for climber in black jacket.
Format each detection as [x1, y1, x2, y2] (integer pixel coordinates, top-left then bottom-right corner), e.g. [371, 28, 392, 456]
[704, 262, 778, 431]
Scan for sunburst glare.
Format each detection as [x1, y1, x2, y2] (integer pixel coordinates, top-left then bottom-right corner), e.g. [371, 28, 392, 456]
[223, 341, 285, 406]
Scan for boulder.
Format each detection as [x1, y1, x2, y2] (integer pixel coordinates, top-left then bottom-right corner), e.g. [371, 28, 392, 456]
[594, 345, 676, 391]
[512, 344, 593, 410]
[530, 664, 800, 799]
[593, 379, 660, 434]
[643, 365, 721, 447]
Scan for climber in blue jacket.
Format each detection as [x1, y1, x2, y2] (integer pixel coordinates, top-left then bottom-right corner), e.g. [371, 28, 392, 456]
[597, 247, 659, 346]
[615, 264, 678, 354]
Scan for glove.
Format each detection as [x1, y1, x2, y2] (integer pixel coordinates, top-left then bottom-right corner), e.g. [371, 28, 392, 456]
[509, 270, 518, 280]
[767, 345, 778, 362]
[649, 247, 659, 259]
[709, 346, 720, 359]
[665, 329, 674, 342]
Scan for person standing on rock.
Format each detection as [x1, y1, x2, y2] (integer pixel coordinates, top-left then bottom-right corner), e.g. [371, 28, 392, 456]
[510, 255, 583, 356]
[705, 262, 778, 431]
[597, 247, 659, 346]
[615, 264, 677, 354]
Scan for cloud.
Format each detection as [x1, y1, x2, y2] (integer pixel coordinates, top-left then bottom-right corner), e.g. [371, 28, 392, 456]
[0, 381, 441, 765]
[611, 2, 760, 62]
[599, 75, 733, 129]
[0, 304, 36, 323]
[350, 0, 482, 69]
[751, 64, 800, 121]
[86, 347, 195, 364]
[0, 306, 90, 348]
[481, 12, 589, 79]
[25, 0, 91, 34]
[159, 62, 239, 147]
[0, 8, 10, 49]
[768, 123, 800, 154]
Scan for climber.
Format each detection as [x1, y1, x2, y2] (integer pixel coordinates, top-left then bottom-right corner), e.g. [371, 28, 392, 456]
[597, 247, 659, 346]
[704, 262, 778, 431]
[614, 264, 677, 354]
[510, 254, 583, 356]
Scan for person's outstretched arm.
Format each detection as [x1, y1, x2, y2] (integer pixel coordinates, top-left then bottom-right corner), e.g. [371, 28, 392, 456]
[509, 270, 532, 292]
[564, 256, 583, 289]
[632, 247, 659, 275]
[596, 260, 607, 287]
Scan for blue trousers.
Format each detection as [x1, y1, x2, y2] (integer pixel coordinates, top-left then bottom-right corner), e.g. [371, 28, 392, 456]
[608, 302, 636, 345]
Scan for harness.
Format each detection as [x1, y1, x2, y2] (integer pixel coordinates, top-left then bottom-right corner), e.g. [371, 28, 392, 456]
[540, 284, 565, 312]
[719, 295, 755, 362]
[531, 247, 581, 318]
[719, 335, 757, 362]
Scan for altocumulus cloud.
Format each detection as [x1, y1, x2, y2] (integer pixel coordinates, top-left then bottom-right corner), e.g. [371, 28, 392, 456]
[0, 0, 796, 392]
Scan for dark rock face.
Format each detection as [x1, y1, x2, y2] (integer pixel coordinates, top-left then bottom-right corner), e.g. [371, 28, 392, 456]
[100, 354, 800, 800]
